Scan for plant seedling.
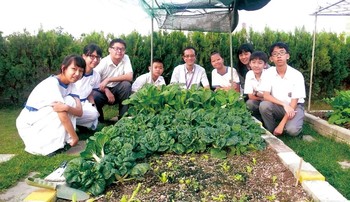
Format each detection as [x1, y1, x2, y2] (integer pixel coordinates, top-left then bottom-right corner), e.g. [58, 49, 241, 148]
[220, 161, 231, 172]
[212, 193, 226, 201]
[143, 187, 151, 194]
[167, 161, 173, 168]
[252, 158, 257, 165]
[202, 190, 210, 198]
[246, 165, 252, 173]
[271, 175, 278, 188]
[158, 172, 168, 183]
[265, 194, 276, 201]
[201, 154, 209, 160]
[233, 173, 244, 182]
[120, 183, 142, 202]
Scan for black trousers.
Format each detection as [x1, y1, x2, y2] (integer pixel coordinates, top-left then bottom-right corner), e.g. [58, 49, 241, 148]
[93, 81, 131, 121]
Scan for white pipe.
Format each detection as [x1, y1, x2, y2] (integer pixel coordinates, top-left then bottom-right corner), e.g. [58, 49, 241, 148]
[308, 14, 317, 112]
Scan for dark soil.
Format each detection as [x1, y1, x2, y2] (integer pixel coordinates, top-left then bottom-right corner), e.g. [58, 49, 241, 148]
[81, 147, 312, 202]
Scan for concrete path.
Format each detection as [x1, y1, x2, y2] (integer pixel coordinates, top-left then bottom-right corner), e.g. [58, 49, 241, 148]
[0, 141, 86, 202]
[0, 172, 38, 202]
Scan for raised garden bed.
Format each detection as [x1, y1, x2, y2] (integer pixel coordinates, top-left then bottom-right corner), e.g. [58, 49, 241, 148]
[305, 111, 350, 145]
[58, 147, 312, 201]
[61, 87, 342, 201]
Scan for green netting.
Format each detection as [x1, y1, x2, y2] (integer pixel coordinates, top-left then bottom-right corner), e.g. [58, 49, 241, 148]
[139, 0, 270, 33]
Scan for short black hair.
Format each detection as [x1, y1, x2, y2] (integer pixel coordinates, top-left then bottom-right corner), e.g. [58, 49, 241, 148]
[152, 58, 163, 64]
[269, 42, 289, 56]
[250, 51, 268, 63]
[83, 43, 102, 57]
[182, 46, 196, 56]
[109, 38, 127, 49]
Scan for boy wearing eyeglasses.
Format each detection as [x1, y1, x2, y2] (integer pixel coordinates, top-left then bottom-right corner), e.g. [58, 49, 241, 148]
[93, 38, 133, 122]
[259, 42, 306, 136]
[131, 58, 166, 93]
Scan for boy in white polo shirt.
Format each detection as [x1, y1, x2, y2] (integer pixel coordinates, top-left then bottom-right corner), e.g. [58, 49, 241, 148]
[244, 51, 267, 122]
[259, 42, 306, 136]
[132, 58, 166, 92]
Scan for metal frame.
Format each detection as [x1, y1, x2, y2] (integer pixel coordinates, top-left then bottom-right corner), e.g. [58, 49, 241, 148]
[308, 0, 350, 111]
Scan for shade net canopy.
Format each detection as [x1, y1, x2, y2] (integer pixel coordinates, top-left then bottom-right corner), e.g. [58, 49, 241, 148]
[311, 0, 350, 16]
[139, 0, 271, 33]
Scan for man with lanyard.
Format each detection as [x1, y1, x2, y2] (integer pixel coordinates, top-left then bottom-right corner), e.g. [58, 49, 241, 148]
[170, 46, 210, 89]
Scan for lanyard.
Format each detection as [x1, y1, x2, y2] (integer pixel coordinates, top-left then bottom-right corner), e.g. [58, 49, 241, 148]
[185, 66, 195, 89]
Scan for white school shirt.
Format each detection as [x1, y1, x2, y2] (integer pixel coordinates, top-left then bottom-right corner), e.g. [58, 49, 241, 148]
[244, 70, 264, 94]
[131, 72, 166, 92]
[16, 76, 79, 155]
[211, 66, 240, 88]
[74, 70, 100, 101]
[25, 75, 79, 110]
[260, 65, 306, 104]
[170, 64, 209, 89]
[94, 54, 133, 88]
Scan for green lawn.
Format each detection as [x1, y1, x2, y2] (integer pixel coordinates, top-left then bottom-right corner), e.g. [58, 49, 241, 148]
[0, 106, 116, 193]
[0, 107, 349, 200]
[280, 124, 350, 199]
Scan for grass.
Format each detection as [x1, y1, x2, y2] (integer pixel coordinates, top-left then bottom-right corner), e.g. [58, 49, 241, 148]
[0, 106, 349, 200]
[306, 99, 333, 111]
[0, 106, 116, 193]
[280, 124, 350, 199]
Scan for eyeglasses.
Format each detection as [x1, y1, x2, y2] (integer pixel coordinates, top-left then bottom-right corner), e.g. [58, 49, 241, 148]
[110, 46, 126, 52]
[88, 54, 101, 60]
[183, 54, 196, 58]
[271, 51, 287, 57]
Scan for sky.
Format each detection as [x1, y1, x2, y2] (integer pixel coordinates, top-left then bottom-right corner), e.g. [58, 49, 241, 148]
[1, 0, 349, 38]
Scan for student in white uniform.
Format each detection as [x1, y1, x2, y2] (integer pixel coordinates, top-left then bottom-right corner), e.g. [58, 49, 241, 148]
[170, 46, 210, 89]
[75, 43, 102, 130]
[244, 51, 267, 122]
[259, 42, 306, 137]
[16, 55, 85, 156]
[210, 51, 240, 92]
[132, 58, 166, 93]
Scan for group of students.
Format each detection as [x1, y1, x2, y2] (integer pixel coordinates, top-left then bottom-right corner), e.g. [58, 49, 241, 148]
[16, 39, 305, 156]
[237, 43, 305, 137]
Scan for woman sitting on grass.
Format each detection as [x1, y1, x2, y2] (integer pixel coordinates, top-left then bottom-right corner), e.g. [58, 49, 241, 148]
[16, 54, 85, 156]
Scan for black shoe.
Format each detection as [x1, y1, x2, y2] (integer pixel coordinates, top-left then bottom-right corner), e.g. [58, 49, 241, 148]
[46, 145, 71, 157]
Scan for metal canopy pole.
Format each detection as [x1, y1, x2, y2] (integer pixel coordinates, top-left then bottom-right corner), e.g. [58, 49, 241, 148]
[229, 2, 235, 90]
[150, 0, 154, 83]
[308, 14, 318, 112]
[230, 32, 234, 87]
